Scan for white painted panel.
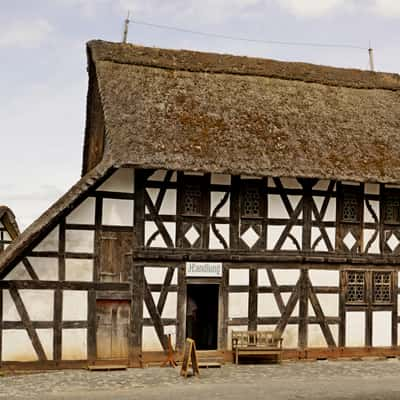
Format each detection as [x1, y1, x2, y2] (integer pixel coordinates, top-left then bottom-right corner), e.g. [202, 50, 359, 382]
[171, 269, 177, 285]
[144, 267, 167, 284]
[28, 257, 58, 280]
[3, 231, 11, 241]
[364, 200, 379, 224]
[65, 230, 94, 253]
[324, 199, 336, 221]
[142, 327, 163, 351]
[228, 293, 248, 318]
[65, 259, 93, 282]
[146, 188, 159, 207]
[37, 329, 54, 360]
[19, 290, 53, 321]
[365, 183, 380, 195]
[66, 198, 95, 225]
[257, 293, 281, 317]
[281, 293, 299, 317]
[102, 199, 134, 226]
[282, 325, 298, 348]
[372, 311, 391, 347]
[281, 226, 302, 251]
[143, 293, 160, 319]
[145, 221, 167, 248]
[209, 224, 230, 249]
[288, 195, 302, 213]
[273, 269, 300, 285]
[159, 190, 177, 215]
[311, 227, 328, 252]
[34, 226, 59, 252]
[240, 175, 261, 180]
[0, 222, 3, 228]
[2, 330, 37, 361]
[316, 294, 338, 317]
[346, 312, 365, 347]
[313, 180, 331, 191]
[165, 223, 176, 247]
[309, 270, 339, 287]
[267, 225, 285, 250]
[281, 177, 302, 189]
[3, 290, 20, 321]
[268, 195, 289, 219]
[227, 325, 247, 350]
[62, 329, 87, 360]
[210, 192, 230, 217]
[229, 269, 249, 286]
[162, 292, 177, 319]
[363, 229, 380, 254]
[63, 291, 87, 321]
[185, 172, 203, 176]
[308, 300, 315, 317]
[4, 263, 32, 280]
[257, 269, 270, 286]
[97, 168, 134, 193]
[211, 174, 231, 185]
[148, 170, 167, 182]
[268, 178, 276, 188]
[308, 324, 338, 348]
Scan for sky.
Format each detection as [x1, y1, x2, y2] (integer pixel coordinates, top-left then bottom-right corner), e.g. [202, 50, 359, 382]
[1, 0, 399, 229]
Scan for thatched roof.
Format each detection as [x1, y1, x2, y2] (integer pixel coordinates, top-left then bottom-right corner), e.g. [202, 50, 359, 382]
[83, 40, 400, 183]
[0, 206, 20, 241]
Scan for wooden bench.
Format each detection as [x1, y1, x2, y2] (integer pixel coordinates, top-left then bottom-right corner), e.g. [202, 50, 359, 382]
[232, 331, 283, 365]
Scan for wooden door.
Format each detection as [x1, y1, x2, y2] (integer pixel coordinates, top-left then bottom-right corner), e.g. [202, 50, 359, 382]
[99, 230, 133, 282]
[96, 300, 130, 360]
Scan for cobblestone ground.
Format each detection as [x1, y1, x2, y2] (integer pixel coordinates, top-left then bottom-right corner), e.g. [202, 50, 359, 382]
[1, 359, 400, 399]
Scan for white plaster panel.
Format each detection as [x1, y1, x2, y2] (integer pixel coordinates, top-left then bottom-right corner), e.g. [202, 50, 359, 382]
[288, 195, 302, 213]
[210, 192, 230, 217]
[209, 224, 230, 249]
[3, 231, 11, 241]
[102, 198, 134, 226]
[364, 200, 379, 224]
[0, 222, 3, 228]
[228, 293, 248, 318]
[63, 291, 87, 321]
[257, 293, 281, 317]
[37, 329, 54, 360]
[240, 175, 261, 180]
[185, 172, 203, 176]
[165, 223, 176, 247]
[146, 188, 159, 206]
[4, 263, 32, 280]
[97, 168, 134, 193]
[346, 312, 365, 347]
[2, 330, 37, 361]
[309, 270, 339, 287]
[372, 311, 391, 347]
[257, 269, 270, 287]
[162, 293, 177, 319]
[311, 227, 328, 252]
[66, 198, 95, 225]
[363, 229, 380, 254]
[313, 180, 332, 191]
[273, 269, 300, 285]
[144, 221, 167, 248]
[28, 257, 58, 281]
[65, 259, 93, 282]
[144, 267, 167, 284]
[268, 195, 289, 219]
[148, 170, 167, 182]
[65, 230, 94, 253]
[19, 290, 54, 321]
[267, 225, 285, 250]
[159, 190, 177, 215]
[281, 226, 302, 251]
[308, 324, 338, 348]
[211, 174, 231, 185]
[227, 325, 248, 350]
[34, 226, 59, 252]
[143, 293, 160, 319]
[342, 181, 359, 186]
[316, 294, 338, 317]
[281, 293, 299, 317]
[229, 269, 249, 286]
[365, 183, 380, 195]
[313, 197, 336, 222]
[142, 327, 163, 351]
[281, 178, 302, 189]
[308, 300, 315, 317]
[62, 329, 87, 360]
[282, 325, 298, 348]
[3, 290, 20, 321]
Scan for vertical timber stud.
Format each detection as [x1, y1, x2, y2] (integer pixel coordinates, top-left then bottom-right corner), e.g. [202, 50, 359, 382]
[298, 269, 308, 351]
[134, 170, 146, 248]
[392, 271, 398, 347]
[0, 290, 3, 365]
[87, 290, 97, 363]
[130, 262, 144, 367]
[218, 265, 229, 350]
[365, 270, 372, 347]
[339, 270, 346, 347]
[230, 176, 240, 249]
[176, 263, 187, 353]
[248, 267, 258, 331]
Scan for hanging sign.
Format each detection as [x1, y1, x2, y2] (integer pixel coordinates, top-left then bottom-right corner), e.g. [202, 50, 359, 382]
[185, 262, 222, 278]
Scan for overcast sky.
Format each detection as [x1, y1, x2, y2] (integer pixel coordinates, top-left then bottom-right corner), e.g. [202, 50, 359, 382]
[1, 0, 399, 229]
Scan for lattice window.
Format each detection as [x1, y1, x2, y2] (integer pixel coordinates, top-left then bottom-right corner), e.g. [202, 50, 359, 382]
[384, 196, 400, 224]
[183, 185, 202, 215]
[346, 271, 365, 303]
[373, 272, 392, 303]
[242, 187, 261, 217]
[342, 195, 360, 223]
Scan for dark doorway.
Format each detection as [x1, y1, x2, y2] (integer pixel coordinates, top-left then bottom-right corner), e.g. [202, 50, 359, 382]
[186, 284, 219, 350]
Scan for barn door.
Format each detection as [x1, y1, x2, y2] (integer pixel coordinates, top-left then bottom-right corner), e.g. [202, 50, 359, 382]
[99, 231, 133, 282]
[96, 300, 130, 360]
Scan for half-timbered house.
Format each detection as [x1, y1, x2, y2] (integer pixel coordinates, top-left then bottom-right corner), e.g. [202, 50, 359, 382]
[1, 40, 400, 368]
[0, 206, 20, 253]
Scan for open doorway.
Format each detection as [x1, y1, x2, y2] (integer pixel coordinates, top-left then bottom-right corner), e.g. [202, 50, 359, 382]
[186, 284, 219, 350]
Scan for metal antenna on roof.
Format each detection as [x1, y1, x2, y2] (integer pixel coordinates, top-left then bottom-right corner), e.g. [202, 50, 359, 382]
[368, 41, 375, 72]
[122, 11, 130, 43]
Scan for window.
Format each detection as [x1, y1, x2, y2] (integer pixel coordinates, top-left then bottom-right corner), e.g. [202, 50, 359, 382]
[383, 191, 400, 225]
[341, 187, 362, 223]
[240, 181, 264, 218]
[182, 184, 202, 215]
[346, 271, 366, 303]
[373, 272, 392, 303]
